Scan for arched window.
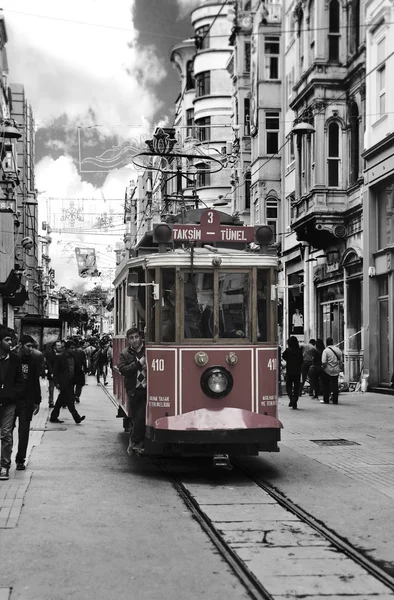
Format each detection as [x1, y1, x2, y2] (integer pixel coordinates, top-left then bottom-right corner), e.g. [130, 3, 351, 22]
[327, 121, 341, 187]
[266, 196, 278, 241]
[328, 0, 340, 61]
[349, 102, 359, 185]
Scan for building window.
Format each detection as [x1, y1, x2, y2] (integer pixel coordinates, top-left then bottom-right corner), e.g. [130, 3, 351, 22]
[328, 0, 340, 61]
[195, 116, 211, 142]
[377, 37, 386, 118]
[186, 60, 195, 90]
[349, 0, 360, 55]
[245, 171, 251, 209]
[288, 134, 295, 165]
[265, 112, 280, 154]
[197, 163, 211, 188]
[196, 71, 210, 97]
[264, 36, 280, 79]
[186, 109, 195, 139]
[244, 41, 251, 73]
[349, 102, 359, 185]
[244, 98, 250, 136]
[377, 181, 394, 250]
[196, 25, 210, 50]
[298, 9, 304, 73]
[285, 66, 294, 111]
[309, 0, 315, 60]
[327, 121, 340, 187]
[266, 197, 278, 241]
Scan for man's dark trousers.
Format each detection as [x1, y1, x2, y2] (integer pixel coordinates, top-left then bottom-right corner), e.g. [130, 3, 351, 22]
[51, 384, 81, 422]
[14, 401, 34, 464]
[128, 388, 146, 444]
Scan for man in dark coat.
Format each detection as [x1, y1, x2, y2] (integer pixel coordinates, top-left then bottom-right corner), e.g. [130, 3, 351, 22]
[117, 328, 146, 453]
[0, 328, 25, 480]
[14, 335, 41, 470]
[50, 340, 85, 424]
[72, 340, 87, 403]
[43, 341, 58, 408]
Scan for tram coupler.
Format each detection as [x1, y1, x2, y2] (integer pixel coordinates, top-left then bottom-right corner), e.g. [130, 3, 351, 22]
[212, 454, 232, 470]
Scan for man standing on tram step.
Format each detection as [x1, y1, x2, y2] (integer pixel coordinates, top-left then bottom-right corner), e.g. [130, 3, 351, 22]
[14, 335, 41, 471]
[117, 328, 146, 454]
[0, 328, 25, 481]
[299, 338, 316, 395]
[50, 340, 85, 424]
[321, 337, 343, 404]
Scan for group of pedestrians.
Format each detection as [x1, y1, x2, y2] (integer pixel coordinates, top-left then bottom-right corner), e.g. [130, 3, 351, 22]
[281, 336, 343, 409]
[0, 328, 111, 481]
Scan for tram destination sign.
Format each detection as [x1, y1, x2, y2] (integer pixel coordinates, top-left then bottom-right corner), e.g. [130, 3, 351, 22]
[172, 223, 254, 242]
[154, 208, 268, 244]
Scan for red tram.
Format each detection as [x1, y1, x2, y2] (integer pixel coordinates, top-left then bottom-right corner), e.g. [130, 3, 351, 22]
[112, 209, 282, 466]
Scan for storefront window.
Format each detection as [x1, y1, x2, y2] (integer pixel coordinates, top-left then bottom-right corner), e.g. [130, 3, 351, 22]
[377, 181, 394, 250]
[319, 282, 344, 344]
[288, 272, 304, 336]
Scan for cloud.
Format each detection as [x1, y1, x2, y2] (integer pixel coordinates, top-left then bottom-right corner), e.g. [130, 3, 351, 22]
[176, 0, 201, 18]
[35, 155, 131, 290]
[3, 0, 167, 128]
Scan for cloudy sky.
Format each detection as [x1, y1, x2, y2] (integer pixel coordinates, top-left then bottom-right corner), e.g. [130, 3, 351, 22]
[2, 0, 200, 289]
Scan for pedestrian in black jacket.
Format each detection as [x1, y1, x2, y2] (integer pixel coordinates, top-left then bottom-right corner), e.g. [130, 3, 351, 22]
[0, 328, 25, 480]
[117, 328, 146, 454]
[282, 336, 303, 409]
[14, 335, 41, 470]
[44, 342, 58, 408]
[50, 340, 85, 424]
[72, 341, 87, 403]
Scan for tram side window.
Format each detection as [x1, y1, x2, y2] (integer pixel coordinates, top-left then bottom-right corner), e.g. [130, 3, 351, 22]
[161, 269, 176, 342]
[219, 273, 250, 339]
[183, 272, 214, 338]
[257, 270, 268, 342]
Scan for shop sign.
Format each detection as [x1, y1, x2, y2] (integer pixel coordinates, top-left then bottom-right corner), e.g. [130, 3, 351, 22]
[0, 199, 16, 213]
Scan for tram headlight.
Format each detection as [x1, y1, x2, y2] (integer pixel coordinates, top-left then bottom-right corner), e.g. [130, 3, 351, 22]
[200, 367, 233, 399]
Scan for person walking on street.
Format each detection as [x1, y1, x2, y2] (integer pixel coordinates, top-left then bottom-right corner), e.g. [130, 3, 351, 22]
[73, 340, 87, 403]
[308, 338, 325, 400]
[321, 337, 343, 404]
[0, 329, 25, 480]
[14, 335, 41, 470]
[50, 341, 85, 424]
[300, 338, 316, 396]
[43, 341, 58, 408]
[282, 336, 303, 409]
[117, 328, 146, 453]
[92, 341, 109, 386]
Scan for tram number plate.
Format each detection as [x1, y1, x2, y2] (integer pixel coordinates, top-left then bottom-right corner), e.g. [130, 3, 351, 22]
[151, 358, 165, 371]
[267, 358, 277, 370]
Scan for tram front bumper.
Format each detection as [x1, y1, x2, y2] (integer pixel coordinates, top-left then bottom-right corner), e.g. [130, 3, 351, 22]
[149, 407, 283, 448]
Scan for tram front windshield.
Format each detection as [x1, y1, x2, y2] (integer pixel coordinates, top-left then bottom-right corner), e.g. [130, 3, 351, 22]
[183, 272, 250, 340]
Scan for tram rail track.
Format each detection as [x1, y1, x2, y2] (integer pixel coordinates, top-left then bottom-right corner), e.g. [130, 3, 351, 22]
[159, 457, 394, 600]
[159, 458, 275, 600]
[233, 460, 394, 594]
